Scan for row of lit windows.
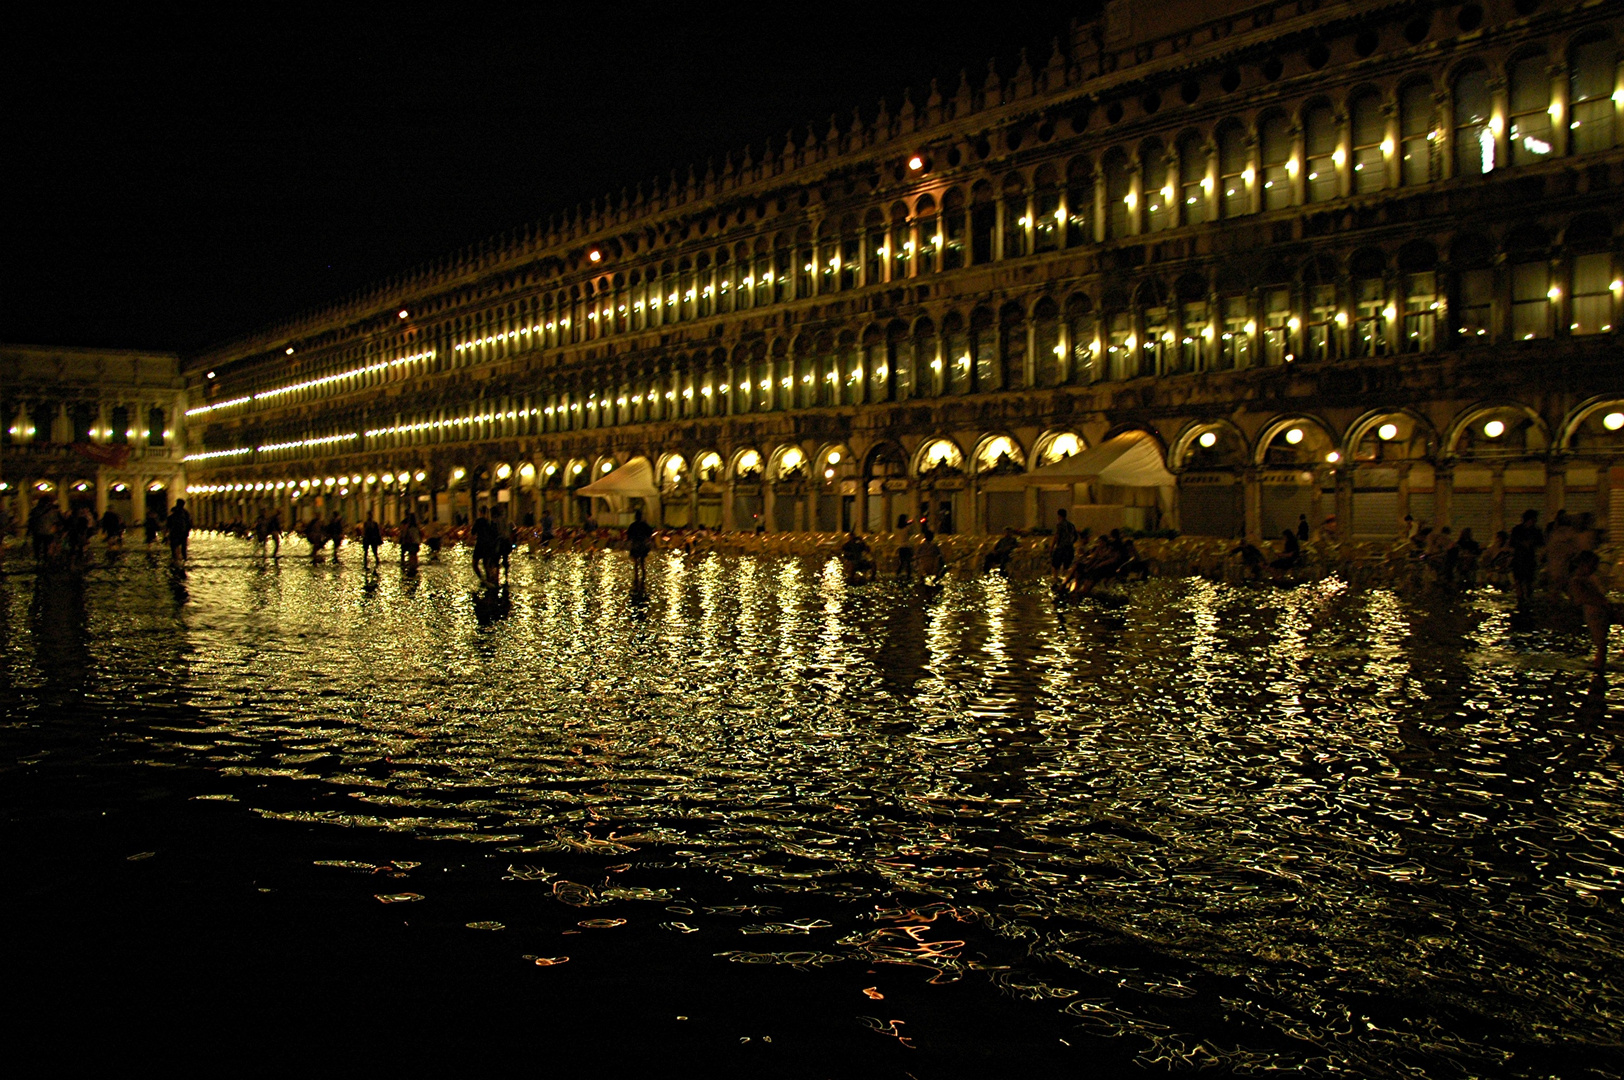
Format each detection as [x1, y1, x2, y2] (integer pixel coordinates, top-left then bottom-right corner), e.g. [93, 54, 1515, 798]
[4, 403, 172, 447]
[188, 255, 1622, 463]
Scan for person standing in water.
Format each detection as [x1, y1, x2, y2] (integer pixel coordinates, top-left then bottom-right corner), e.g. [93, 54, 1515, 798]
[361, 512, 383, 569]
[100, 507, 125, 550]
[1050, 508, 1078, 584]
[1569, 550, 1614, 670]
[470, 506, 498, 582]
[625, 508, 655, 593]
[399, 513, 421, 571]
[1509, 509, 1543, 610]
[165, 499, 192, 563]
[325, 511, 345, 560]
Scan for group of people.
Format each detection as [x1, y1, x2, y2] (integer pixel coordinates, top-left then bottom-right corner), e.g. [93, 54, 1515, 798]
[18, 497, 193, 568]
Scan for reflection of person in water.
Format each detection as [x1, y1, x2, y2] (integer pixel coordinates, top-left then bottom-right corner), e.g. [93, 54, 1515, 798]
[471, 583, 512, 624]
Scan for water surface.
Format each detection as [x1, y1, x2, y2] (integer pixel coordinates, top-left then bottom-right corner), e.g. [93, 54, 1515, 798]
[3, 538, 1621, 1076]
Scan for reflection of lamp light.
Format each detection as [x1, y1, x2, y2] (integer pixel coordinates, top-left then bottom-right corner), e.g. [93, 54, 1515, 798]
[366, 474, 378, 485]
[496, 464, 512, 480]
[1378, 423, 1398, 441]
[1604, 412, 1624, 431]
[824, 468, 835, 479]
[601, 461, 613, 473]
[1285, 428, 1304, 445]
[520, 463, 535, 480]
[1483, 420, 1505, 438]
[1198, 431, 1217, 449]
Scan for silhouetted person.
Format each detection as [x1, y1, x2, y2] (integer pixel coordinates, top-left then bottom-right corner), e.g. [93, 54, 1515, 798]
[1297, 513, 1310, 542]
[1051, 508, 1077, 582]
[1510, 509, 1543, 610]
[361, 512, 383, 568]
[471, 506, 497, 582]
[100, 508, 125, 550]
[626, 508, 655, 592]
[165, 499, 192, 562]
[1569, 549, 1614, 671]
[325, 511, 345, 559]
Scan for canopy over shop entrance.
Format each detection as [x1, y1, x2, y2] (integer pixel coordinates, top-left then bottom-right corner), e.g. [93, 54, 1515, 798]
[575, 458, 659, 498]
[983, 431, 1175, 532]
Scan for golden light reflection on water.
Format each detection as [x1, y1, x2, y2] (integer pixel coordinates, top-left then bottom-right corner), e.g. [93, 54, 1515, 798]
[4, 537, 1624, 1072]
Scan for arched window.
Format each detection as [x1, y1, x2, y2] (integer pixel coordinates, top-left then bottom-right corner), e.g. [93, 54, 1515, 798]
[1065, 157, 1093, 244]
[998, 303, 1026, 389]
[1452, 234, 1495, 344]
[773, 237, 793, 303]
[890, 203, 911, 278]
[1261, 283, 1293, 364]
[1304, 103, 1339, 202]
[1177, 134, 1208, 225]
[941, 190, 966, 270]
[1509, 53, 1554, 164]
[1400, 80, 1437, 185]
[816, 334, 840, 406]
[695, 255, 713, 318]
[714, 250, 732, 315]
[754, 241, 773, 306]
[840, 216, 861, 289]
[1176, 275, 1209, 372]
[1399, 242, 1439, 353]
[1139, 283, 1170, 374]
[970, 182, 996, 263]
[1002, 175, 1028, 257]
[1260, 115, 1292, 210]
[796, 228, 815, 298]
[886, 322, 911, 400]
[1033, 299, 1061, 386]
[1218, 125, 1249, 217]
[1351, 250, 1389, 357]
[1105, 305, 1134, 380]
[913, 319, 940, 396]
[915, 196, 939, 274]
[1221, 292, 1240, 368]
[970, 307, 999, 391]
[1033, 165, 1061, 252]
[1512, 261, 1552, 339]
[1570, 38, 1617, 154]
[1453, 67, 1494, 175]
[863, 209, 886, 284]
[1142, 140, 1173, 231]
[1350, 90, 1388, 194]
[818, 223, 839, 292]
[1066, 294, 1096, 383]
[148, 407, 166, 447]
[1302, 258, 1339, 362]
[1104, 150, 1132, 238]
[795, 340, 817, 409]
[941, 313, 970, 395]
[772, 340, 794, 408]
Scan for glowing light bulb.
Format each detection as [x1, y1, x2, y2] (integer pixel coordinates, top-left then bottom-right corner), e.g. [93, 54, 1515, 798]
[1378, 423, 1398, 441]
[1284, 428, 1304, 445]
[1603, 412, 1624, 431]
[1198, 431, 1217, 449]
[1483, 420, 1505, 438]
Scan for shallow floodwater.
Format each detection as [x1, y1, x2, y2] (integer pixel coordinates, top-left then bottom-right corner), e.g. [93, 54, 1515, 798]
[3, 536, 1622, 1075]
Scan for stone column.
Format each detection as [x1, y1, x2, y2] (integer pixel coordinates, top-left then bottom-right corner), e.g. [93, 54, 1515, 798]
[762, 484, 776, 534]
[1546, 461, 1567, 519]
[1490, 463, 1507, 536]
[1333, 467, 1353, 538]
[95, 472, 109, 517]
[1242, 467, 1262, 543]
[1434, 465, 1453, 529]
[1023, 485, 1039, 531]
[1396, 462, 1412, 524]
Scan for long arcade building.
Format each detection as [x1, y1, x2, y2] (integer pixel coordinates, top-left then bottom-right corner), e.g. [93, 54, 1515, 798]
[183, 0, 1624, 542]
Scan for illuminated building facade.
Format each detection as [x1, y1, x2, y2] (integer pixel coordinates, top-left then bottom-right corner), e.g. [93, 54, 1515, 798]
[0, 344, 187, 523]
[183, 0, 1623, 541]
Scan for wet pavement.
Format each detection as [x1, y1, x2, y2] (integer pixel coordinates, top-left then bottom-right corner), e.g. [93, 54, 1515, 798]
[2, 536, 1622, 1075]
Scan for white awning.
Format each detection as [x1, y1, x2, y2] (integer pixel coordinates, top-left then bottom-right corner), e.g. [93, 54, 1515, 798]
[983, 431, 1175, 489]
[575, 458, 660, 498]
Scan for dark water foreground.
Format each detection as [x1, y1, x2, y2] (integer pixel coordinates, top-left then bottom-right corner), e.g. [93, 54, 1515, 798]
[2, 537, 1621, 1076]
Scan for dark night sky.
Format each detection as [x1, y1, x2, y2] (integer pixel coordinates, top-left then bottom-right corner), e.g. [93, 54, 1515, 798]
[3, 5, 1095, 355]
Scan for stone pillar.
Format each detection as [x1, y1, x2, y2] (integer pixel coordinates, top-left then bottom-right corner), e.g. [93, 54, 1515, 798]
[1333, 468, 1353, 539]
[1546, 461, 1566, 520]
[1490, 463, 1507, 536]
[1395, 462, 1412, 525]
[1434, 465, 1453, 529]
[762, 484, 776, 534]
[1242, 468, 1262, 543]
[852, 481, 868, 535]
[132, 479, 147, 523]
[1023, 485, 1039, 531]
[95, 473, 109, 517]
